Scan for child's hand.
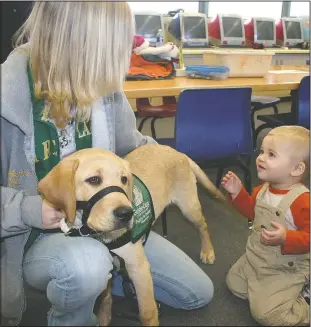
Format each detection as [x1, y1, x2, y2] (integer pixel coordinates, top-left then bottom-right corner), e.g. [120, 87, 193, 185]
[221, 171, 242, 200]
[260, 222, 286, 246]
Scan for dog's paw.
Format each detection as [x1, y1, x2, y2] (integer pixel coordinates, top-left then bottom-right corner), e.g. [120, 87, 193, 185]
[140, 318, 159, 326]
[98, 314, 111, 327]
[200, 249, 215, 264]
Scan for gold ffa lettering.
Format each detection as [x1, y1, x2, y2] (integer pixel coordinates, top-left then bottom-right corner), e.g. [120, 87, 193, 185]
[41, 110, 49, 121]
[51, 140, 57, 156]
[78, 121, 91, 138]
[42, 140, 57, 160]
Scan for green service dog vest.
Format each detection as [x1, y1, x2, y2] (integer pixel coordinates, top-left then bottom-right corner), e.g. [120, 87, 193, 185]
[130, 174, 155, 243]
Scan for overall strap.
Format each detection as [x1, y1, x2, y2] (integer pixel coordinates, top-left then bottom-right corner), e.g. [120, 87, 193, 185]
[277, 184, 309, 213]
[256, 182, 270, 200]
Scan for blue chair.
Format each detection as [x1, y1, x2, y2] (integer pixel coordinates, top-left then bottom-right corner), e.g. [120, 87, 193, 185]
[158, 87, 254, 233]
[254, 75, 310, 142]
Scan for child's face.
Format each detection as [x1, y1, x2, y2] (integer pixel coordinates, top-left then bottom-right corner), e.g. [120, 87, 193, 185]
[256, 135, 299, 186]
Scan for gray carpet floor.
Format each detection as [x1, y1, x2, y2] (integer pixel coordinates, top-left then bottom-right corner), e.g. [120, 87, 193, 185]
[19, 102, 292, 326]
[108, 161, 261, 327]
[19, 157, 262, 327]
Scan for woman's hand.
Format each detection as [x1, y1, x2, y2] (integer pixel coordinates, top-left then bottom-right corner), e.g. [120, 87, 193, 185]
[221, 171, 242, 200]
[42, 200, 63, 229]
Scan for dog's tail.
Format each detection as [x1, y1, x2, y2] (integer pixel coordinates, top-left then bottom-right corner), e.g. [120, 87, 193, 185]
[188, 158, 226, 201]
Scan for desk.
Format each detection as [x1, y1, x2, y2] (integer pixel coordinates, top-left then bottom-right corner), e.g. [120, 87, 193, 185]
[124, 76, 301, 99]
[182, 48, 310, 55]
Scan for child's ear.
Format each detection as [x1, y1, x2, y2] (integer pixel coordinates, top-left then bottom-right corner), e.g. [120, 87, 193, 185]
[291, 162, 306, 177]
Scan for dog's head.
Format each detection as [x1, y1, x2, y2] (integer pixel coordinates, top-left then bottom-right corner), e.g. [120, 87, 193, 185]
[38, 148, 134, 234]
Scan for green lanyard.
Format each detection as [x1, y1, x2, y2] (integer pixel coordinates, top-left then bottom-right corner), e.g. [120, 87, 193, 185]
[27, 63, 92, 181]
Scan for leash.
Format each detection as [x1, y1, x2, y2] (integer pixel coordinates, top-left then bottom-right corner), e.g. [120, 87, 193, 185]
[110, 251, 136, 298]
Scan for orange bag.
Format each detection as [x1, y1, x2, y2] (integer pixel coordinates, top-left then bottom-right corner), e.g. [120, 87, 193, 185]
[127, 53, 175, 80]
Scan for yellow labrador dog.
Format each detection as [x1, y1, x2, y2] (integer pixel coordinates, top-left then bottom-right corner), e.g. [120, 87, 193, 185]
[38, 144, 224, 326]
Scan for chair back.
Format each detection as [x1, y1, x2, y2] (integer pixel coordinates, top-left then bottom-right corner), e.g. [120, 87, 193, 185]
[297, 76, 310, 129]
[174, 87, 253, 161]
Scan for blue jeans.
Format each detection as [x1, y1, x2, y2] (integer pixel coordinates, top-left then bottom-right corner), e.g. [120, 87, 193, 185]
[23, 231, 214, 326]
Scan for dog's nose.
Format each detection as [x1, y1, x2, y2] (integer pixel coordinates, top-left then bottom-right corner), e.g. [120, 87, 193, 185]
[113, 206, 133, 223]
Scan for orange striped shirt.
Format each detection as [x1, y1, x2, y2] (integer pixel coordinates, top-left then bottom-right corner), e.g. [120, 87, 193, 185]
[229, 184, 310, 254]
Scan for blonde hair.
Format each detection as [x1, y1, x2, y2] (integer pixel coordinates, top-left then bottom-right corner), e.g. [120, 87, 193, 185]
[14, 2, 134, 128]
[267, 126, 310, 178]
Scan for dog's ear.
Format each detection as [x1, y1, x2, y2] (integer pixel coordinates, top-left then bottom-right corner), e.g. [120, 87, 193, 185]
[38, 159, 79, 223]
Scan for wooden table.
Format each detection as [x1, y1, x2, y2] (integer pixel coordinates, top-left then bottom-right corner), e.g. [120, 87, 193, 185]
[181, 48, 310, 67]
[124, 76, 302, 99]
[182, 48, 310, 55]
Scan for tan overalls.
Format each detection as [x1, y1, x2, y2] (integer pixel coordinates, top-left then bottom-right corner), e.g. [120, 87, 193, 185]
[226, 183, 310, 326]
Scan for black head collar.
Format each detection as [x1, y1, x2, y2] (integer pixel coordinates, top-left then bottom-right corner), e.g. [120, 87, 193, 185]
[66, 186, 128, 237]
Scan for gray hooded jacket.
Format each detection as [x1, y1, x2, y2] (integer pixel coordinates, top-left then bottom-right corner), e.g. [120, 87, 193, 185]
[1, 50, 155, 324]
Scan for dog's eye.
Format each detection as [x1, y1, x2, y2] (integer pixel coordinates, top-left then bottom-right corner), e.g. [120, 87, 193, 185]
[121, 176, 128, 185]
[86, 176, 102, 185]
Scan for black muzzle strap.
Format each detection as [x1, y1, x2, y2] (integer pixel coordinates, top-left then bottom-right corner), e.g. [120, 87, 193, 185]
[77, 186, 128, 225]
[66, 186, 128, 237]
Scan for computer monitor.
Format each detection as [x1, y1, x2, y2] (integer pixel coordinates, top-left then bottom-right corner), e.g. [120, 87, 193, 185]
[163, 15, 174, 42]
[168, 12, 209, 48]
[298, 16, 310, 42]
[276, 17, 304, 47]
[244, 17, 276, 47]
[134, 12, 164, 47]
[209, 14, 246, 46]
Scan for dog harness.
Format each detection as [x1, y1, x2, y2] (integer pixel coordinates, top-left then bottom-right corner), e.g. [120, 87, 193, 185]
[27, 63, 154, 296]
[66, 174, 156, 298]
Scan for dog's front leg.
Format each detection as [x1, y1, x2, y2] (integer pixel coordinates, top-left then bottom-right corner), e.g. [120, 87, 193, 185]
[98, 278, 113, 326]
[127, 259, 159, 326]
[113, 242, 159, 326]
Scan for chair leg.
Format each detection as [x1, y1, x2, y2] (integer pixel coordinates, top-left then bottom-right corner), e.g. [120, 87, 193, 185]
[237, 156, 253, 230]
[161, 209, 168, 238]
[246, 169, 253, 230]
[138, 117, 151, 133]
[250, 108, 257, 149]
[150, 117, 160, 139]
[245, 168, 252, 195]
[272, 104, 279, 115]
[246, 157, 252, 194]
[216, 167, 224, 188]
[254, 123, 270, 149]
[237, 156, 252, 194]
